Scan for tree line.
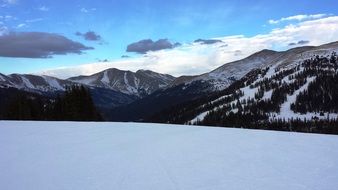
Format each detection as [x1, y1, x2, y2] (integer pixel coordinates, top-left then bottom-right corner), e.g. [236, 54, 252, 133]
[3, 85, 102, 121]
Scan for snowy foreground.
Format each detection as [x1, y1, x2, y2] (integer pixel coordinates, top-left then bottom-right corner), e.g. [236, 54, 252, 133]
[0, 121, 338, 190]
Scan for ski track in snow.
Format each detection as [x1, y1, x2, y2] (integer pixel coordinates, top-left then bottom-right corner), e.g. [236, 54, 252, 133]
[189, 81, 261, 123]
[274, 76, 338, 120]
[101, 70, 110, 84]
[42, 76, 64, 90]
[0, 74, 5, 81]
[123, 72, 137, 94]
[0, 121, 337, 190]
[20, 76, 35, 89]
[275, 77, 316, 120]
[190, 112, 209, 123]
[74, 76, 98, 85]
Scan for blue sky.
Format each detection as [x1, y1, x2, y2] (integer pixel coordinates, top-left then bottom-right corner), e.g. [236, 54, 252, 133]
[1, 0, 338, 77]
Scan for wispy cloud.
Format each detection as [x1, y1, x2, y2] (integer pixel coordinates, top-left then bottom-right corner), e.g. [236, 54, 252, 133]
[39, 15, 338, 79]
[80, 8, 89, 13]
[1, 0, 17, 7]
[80, 7, 96, 14]
[268, 14, 328, 24]
[0, 26, 8, 35]
[37, 6, 49, 12]
[4, 0, 16, 3]
[3, 0, 16, 4]
[16, 23, 26, 28]
[0, 15, 16, 21]
[26, 18, 44, 23]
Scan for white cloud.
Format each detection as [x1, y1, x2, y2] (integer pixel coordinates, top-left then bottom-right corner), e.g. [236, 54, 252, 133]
[1, 0, 16, 7]
[3, 0, 16, 4]
[269, 14, 328, 24]
[0, 15, 16, 21]
[39, 16, 338, 79]
[16, 23, 26, 28]
[80, 8, 89, 13]
[80, 7, 96, 13]
[0, 25, 8, 36]
[38, 6, 49, 12]
[26, 18, 44, 23]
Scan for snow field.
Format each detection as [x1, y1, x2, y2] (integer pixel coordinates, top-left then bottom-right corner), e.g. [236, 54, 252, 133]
[0, 121, 338, 190]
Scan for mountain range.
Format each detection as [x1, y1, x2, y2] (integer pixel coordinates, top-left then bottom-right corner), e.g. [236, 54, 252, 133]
[1, 41, 338, 128]
[68, 69, 175, 97]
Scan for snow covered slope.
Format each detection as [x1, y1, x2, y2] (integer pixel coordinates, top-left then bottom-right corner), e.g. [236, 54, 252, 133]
[186, 51, 338, 125]
[172, 41, 338, 91]
[0, 73, 138, 111]
[68, 68, 176, 97]
[0, 74, 72, 92]
[0, 121, 337, 190]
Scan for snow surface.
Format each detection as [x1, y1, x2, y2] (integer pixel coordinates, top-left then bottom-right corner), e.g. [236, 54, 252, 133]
[0, 121, 338, 190]
[20, 76, 35, 89]
[190, 83, 262, 123]
[262, 90, 273, 100]
[68, 69, 174, 97]
[0, 74, 5, 81]
[275, 77, 315, 120]
[271, 77, 338, 120]
[239, 85, 258, 101]
[190, 111, 209, 123]
[123, 72, 138, 94]
[42, 76, 64, 90]
[101, 70, 110, 84]
[72, 75, 98, 85]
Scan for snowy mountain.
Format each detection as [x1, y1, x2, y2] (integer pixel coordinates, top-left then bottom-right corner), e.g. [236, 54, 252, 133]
[0, 73, 71, 93]
[2, 42, 337, 99]
[0, 68, 175, 98]
[1, 121, 337, 190]
[172, 41, 338, 91]
[68, 68, 176, 97]
[171, 49, 281, 90]
[0, 73, 138, 116]
[150, 48, 338, 134]
[0, 68, 177, 114]
[108, 41, 338, 123]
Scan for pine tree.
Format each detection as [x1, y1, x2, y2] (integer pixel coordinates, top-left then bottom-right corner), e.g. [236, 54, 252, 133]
[5, 93, 43, 120]
[50, 85, 102, 121]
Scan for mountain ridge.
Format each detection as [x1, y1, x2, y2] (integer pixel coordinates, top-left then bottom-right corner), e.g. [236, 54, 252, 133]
[1, 41, 338, 123]
[68, 68, 176, 97]
[170, 42, 338, 91]
[1, 41, 337, 96]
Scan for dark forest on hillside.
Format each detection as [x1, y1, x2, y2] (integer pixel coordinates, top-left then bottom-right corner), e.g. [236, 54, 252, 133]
[1, 86, 102, 121]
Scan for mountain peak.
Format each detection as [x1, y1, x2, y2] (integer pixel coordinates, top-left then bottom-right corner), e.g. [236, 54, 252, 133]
[248, 49, 278, 58]
[68, 68, 175, 97]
